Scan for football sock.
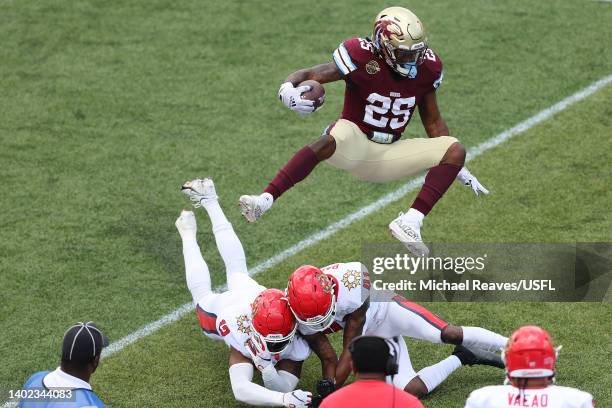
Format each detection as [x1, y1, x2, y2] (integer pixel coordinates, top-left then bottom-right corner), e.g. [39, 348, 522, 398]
[411, 163, 462, 215]
[461, 327, 508, 352]
[264, 146, 320, 199]
[202, 198, 229, 232]
[203, 199, 249, 277]
[417, 355, 462, 393]
[181, 237, 212, 304]
[258, 192, 274, 212]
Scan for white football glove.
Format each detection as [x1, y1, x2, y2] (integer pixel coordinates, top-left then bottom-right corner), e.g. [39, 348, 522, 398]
[282, 390, 312, 408]
[456, 167, 490, 196]
[278, 82, 315, 115]
[245, 338, 276, 372]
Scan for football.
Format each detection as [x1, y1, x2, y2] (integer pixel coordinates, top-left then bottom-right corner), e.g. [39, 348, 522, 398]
[299, 79, 325, 110]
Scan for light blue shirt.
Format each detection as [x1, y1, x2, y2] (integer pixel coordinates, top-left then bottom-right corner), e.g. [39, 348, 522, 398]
[19, 368, 105, 408]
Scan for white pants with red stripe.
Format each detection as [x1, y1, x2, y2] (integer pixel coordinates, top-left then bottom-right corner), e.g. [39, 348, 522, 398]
[364, 296, 449, 389]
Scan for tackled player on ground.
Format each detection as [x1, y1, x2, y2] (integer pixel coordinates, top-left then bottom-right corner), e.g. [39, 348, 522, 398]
[286, 263, 507, 401]
[177, 178, 318, 407]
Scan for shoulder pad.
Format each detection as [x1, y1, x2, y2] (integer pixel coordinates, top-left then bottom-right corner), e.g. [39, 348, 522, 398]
[333, 37, 376, 76]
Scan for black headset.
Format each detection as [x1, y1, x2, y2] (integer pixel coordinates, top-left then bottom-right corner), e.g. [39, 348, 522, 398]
[348, 335, 399, 376]
[349, 335, 401, 408]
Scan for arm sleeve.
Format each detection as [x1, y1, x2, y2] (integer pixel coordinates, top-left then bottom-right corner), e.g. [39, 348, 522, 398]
[229, 363, 285, 406]
[464, 392, 480, 408]
[261, 365, 299, 392]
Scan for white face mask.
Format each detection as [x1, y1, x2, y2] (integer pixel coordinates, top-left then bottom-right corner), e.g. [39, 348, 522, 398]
[294, 295, 337, 332]
[249, 323, 297, 355]
[386, 44, 427, 78]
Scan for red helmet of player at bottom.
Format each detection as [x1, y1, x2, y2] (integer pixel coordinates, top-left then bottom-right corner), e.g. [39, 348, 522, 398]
[503, 325, 559, 379]
[286, 265, 337, 332]
[250, 288, 297, 354]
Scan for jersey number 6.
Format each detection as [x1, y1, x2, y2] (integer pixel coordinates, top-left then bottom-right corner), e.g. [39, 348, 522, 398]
[364, 93, 415, 130]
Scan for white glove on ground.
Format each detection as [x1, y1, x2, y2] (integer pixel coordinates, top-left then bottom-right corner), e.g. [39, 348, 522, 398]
[246, 338, 276, 372]
[282, 390, 312, 408]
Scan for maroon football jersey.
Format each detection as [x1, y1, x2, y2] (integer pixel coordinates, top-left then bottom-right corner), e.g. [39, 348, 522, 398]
[332, 37, 443, 138]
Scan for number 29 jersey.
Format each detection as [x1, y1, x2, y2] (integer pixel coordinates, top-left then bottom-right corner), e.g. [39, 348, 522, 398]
[332, 37, 443, 138]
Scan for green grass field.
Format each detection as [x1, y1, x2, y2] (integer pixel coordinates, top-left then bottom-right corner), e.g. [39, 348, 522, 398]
[1, 0, 611, 407]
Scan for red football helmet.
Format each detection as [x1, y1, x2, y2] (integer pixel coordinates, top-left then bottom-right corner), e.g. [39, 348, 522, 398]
[503, 326, 559, 379]
[250, 289, 297, 354]
[286, 265, 337, 331]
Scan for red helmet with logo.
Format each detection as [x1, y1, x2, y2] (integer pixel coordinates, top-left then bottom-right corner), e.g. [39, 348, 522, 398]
[250, 289, 297, 354]
[286, 265, 337, 331]
[503, 326, 558, 379]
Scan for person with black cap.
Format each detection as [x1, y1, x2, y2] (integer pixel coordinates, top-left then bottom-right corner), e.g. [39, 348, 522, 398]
[319, 336, 424, 408]
[18, 321, 108, 407]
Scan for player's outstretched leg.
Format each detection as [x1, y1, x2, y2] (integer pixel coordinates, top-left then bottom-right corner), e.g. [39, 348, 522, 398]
[390, 142, 466, 257]
[176, 210, 211, 306]
[440, 324, 508, 353]
[387, 335, 466, 398]
[239, 135, 335, 222]
[384, 297, 508, 351]
[375, 299, 506, 396]
[405, 356, 462, 398]
[406, 344, 506, 397]
[182, 178, 248, 278]
[182, 178, 249, 288]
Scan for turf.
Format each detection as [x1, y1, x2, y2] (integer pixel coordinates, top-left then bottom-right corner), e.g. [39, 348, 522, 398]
[94, 83, 612, 407]
[0, 0, 610, 406]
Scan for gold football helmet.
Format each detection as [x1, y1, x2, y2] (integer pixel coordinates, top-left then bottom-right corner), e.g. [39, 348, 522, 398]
[372, 7, 428, 77]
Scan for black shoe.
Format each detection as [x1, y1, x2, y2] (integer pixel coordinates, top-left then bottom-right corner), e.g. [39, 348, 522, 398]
[452, 345, 505, 369]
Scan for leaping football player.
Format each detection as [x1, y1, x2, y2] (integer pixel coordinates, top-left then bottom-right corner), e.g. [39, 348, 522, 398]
[239, 6, 489, 256]
[286, 263, 508, 399]
[177, 178, 324, 407]
[465, 326, 595, 408]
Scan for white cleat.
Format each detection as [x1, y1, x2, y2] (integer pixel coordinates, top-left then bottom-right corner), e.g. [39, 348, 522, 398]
[389, 213, 430, 257]
[238, 193, 273, 223]
[175, 210, 197, 241]
[181, 178, 218, 208]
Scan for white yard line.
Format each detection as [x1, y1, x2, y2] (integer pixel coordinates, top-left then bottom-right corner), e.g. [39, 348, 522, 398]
[2, 74, 611, 408]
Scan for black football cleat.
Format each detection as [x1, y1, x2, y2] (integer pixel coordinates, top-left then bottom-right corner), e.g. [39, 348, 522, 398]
[452, 345, 505, 369]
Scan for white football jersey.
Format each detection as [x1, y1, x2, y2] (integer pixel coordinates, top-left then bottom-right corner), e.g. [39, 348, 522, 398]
[465, 384, 595, 408]
[196, 284, 310, 364]
[298, 262, 380, 336]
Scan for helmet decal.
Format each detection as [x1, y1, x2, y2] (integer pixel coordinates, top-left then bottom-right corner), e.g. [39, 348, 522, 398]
[375, 19, 404, 47]
[317, 273, 333, 294]
[287, 265, 338, 331]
